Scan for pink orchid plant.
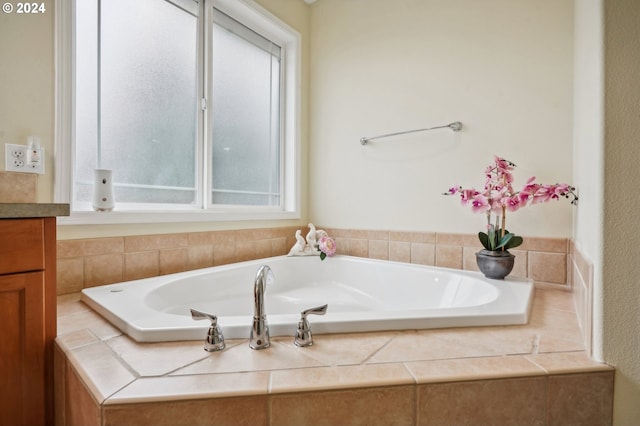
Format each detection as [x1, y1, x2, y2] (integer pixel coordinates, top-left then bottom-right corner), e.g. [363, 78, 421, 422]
[445, 156, 578, 252]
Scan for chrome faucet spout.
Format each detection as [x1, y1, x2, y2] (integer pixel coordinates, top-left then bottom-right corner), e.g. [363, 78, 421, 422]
[250, 265, 273, 349]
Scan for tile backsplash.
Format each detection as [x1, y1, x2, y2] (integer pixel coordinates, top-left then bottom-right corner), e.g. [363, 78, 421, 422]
[56, 225, 571, 296]
[0, 171, 37, 202]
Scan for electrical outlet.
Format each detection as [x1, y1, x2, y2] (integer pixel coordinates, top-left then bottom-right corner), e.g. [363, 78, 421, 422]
[5, 143, 45, 174]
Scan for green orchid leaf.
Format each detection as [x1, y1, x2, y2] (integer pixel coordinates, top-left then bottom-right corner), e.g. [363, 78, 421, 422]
[496, 233, 514, 250]
[505, 235, 523, 249]
[487, 226, 497, 250]
[478, 232, 490, 250]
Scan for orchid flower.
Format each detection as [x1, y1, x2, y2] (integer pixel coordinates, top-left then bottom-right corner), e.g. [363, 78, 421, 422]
[444, 156, 578, 251]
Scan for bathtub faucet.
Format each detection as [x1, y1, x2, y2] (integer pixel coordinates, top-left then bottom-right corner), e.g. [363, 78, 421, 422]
[250, 265, 273, 349]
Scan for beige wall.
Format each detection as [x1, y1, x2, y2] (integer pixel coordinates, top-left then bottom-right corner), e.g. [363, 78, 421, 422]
[601, 0, 640, 423]
[0, 0, 54, 202]
[308, 0, 575, 237]
[573, 0, 640, 423]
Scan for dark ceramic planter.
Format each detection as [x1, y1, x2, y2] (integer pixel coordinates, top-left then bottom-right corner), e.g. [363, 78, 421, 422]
[476, 249, 515, 279]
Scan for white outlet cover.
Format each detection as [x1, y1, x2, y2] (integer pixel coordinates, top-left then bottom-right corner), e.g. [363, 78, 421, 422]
[5, 143, 45, 174]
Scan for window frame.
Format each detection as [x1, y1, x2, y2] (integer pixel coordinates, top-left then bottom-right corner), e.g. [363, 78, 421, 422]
[55, 0, 301, 225]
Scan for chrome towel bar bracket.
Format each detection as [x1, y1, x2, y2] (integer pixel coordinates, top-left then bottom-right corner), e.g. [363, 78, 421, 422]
[360, 121, 462, 145]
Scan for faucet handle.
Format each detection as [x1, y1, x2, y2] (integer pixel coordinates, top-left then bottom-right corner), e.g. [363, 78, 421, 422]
[190, 308, 225, 352]
[294, 304, 328, 347]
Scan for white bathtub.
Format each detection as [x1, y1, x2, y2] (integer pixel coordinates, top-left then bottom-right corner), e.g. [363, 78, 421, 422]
[81, 255, 533, 343]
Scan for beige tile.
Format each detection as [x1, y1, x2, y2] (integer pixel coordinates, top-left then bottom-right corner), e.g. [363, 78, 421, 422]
[188, 231, 214, 246]
[435, 245, 462, 269]
[213, 242, 235, 266]
[255, 239, 272, 259]
[103, 396, 268, 426]
[389, 240, 411, 263]
[272, 332, 397, 366]
[173, 340, 325, 375]
[536, 331, 585, 353]
[159, 247, 188, 275]
[574, 244, 593, 287]
[510, 248, 528, 277]
[107, 372, 270, 403]
[234, 240, 256, 262]
[57, 257, 84, 295]
[236, 228, 272, 241]
[57, 293, 90, 316]
[367, 330, 502, 364]
[66, 341, 137, 403]
[271, 226, 295, 239]
[527, 299, 580, 329]
[406, 355, 545, 384]
[271, 237, 288, 256]
[439, 327, 537, 356]
[270, 363, 413, 394]
[417, 377, 547, 426]
[411, 243, 435, 265]
[349, 238, 368, 257]
[337, 228, 369, 239]
[525, 351, 613, 374]
[65, 358, 102, 426]
[435, 232, 469, 246]
[105, 335, 209, 377]
[520, 236, 567, 253]
[84, 253, 124, 287]
[125, 250, 159, 281]
[211, 229, 236, 244]
[56, 329, 100, 352]
[462, 246, 480, 272]
[532, 287, 575, 312]
[124, 233, 188, 252]
[57, 240, 86, 259]
[333, 237, 350, 255]
[367, 328, 535, 364]
[368, 239, 388, 260]
[389, 230, 412, 242]
[270, 386, 415, 426]
[411, 231, 436, 244]
[54, 345, 67, 426]
[547, 372, 614, 426]
[368, 229, 389, 240]
[57, 308, 122, 340]
[529, 251, 567, 283]
[0, 171, 37, 202]
[57, 237, 124, 259]
[188, 245, 214, 269]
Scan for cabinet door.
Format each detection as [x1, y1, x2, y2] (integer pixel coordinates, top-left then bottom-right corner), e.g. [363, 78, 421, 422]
[0, 271, 46, 426]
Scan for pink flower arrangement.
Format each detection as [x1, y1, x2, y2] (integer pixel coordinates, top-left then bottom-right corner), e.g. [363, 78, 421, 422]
[318, 235, 336, 260]
[445, 156, 578, 251]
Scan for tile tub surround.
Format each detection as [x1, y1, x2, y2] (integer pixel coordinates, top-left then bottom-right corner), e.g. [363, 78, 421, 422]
[0, 171, 37, 203]
[56, 227, 571, 295]
[569, 240, 595, 355]
[55, 289, 614, 425]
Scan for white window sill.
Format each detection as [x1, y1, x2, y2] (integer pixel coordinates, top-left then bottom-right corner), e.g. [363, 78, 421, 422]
[58, 205, 300, 225]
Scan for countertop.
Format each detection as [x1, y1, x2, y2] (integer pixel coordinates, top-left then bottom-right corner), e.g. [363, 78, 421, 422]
[0, 203, 70, 218]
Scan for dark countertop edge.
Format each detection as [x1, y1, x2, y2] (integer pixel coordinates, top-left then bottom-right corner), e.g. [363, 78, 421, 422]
[0, 203, 71, 218]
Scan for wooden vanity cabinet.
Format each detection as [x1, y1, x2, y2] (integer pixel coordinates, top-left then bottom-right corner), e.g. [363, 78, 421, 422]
[0, 217, 57, 426]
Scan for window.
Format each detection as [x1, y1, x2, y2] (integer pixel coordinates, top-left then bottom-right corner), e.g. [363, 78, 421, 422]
[56, 0, 300, 224]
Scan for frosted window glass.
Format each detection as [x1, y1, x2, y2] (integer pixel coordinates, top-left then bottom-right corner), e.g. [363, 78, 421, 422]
[75, 0, 198, 204]
[210, 10, 281, 206]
